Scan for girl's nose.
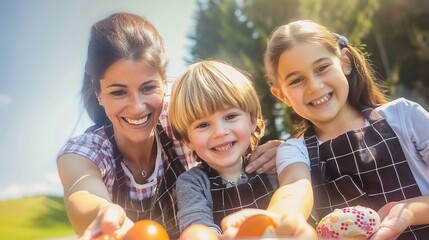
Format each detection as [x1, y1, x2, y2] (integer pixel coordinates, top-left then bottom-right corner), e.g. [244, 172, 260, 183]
[306, 76, 324, 94]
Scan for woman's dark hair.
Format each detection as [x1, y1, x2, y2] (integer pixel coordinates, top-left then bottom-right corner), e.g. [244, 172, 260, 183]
[82, 12, 168, 126]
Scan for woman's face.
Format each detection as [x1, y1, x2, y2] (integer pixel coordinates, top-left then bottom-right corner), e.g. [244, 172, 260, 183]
[98, 59, 165, 144]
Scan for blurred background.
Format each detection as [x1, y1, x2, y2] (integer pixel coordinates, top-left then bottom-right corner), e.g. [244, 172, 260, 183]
[1, 0, 428, 239]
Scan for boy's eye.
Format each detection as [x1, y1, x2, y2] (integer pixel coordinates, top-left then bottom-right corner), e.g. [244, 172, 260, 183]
[195, 122, 208, 129]
[225, 113, 239, 120]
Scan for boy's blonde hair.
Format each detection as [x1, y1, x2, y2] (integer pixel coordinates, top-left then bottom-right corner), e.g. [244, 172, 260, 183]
[169, 60, 265, 151]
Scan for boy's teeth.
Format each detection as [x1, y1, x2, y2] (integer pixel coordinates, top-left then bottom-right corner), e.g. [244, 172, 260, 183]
[214, 143, 233, 152]
[125, 116, 148, 125]
[311, 93, 330, 106]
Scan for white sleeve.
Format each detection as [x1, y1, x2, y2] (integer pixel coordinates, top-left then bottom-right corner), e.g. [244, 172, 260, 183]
[276, 138, 311, 175]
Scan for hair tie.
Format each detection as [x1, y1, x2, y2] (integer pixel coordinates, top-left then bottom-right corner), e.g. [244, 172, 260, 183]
[332, 33, 349, 48]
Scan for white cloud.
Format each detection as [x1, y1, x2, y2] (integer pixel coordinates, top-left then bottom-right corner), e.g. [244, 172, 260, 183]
[0, 171, 63, 200]
[0, 94, 11, 108]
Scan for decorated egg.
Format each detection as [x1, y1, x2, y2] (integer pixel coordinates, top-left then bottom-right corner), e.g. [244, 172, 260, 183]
[316, 206, 380, 239]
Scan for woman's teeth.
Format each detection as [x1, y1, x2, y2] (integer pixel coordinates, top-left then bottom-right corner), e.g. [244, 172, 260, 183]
[124, 116, 149, 125]
[311, 93, 331, 106]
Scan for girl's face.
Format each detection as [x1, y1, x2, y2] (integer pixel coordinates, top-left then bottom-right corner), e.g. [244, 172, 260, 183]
[270, 42, 352, 127]
[98, 59, 165, 144]
[186, 107, 256, 173]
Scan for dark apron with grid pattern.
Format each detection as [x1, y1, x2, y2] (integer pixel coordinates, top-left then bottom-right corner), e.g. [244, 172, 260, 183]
[200, 161, 275, 227]
[108, 121, 186, 239]
[304, 107, 429, 239]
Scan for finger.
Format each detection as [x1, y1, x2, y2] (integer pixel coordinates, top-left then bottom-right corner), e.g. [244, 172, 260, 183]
[377, 202, 398, 220]
[369, 226, 400, 240]
[80, 218, 101, 240]
[100, 204, 126, 235]
[246, 147, 277, 174]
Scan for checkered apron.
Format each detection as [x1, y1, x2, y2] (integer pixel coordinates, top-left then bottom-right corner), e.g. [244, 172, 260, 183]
[305, 108, 429, 239]
[199, 161, 275, 226]
[109, 121, 186, 239]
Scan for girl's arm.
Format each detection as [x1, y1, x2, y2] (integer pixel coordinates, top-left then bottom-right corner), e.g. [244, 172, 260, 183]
[57, 154, 132, 236]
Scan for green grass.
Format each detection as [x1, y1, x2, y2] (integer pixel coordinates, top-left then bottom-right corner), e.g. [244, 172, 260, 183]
[0, 195, 75, 240]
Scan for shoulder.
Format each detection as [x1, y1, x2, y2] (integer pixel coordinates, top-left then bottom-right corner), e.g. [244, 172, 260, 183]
[376, 98, 427, 121]
[178, 164, 207, 182]
[177, 164, 210, 189]
[58, 126, 113, 162]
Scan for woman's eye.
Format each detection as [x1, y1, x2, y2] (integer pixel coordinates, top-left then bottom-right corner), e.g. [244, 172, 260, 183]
[141, 86, 157, 93]
[110, 90, 126, 96]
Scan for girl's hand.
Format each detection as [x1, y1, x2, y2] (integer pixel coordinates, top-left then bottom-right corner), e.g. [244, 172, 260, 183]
[246, 140, 282, 174]
[80, 204, 134, 240]
[369, 202, 412, 240]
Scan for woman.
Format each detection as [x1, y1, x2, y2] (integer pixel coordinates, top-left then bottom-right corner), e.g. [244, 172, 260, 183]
[57, 12, 280, 239]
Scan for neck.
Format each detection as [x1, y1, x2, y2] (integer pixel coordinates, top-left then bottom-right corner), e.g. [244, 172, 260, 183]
[115, 132, 157, 173]
[216, 157, 244, 183]
[314, 105, 365, 141]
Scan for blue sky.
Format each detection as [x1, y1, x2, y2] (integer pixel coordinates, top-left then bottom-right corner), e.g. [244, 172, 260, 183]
[0, 0, 197, 200]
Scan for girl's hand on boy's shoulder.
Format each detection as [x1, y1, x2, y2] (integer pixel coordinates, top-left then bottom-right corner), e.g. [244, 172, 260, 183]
[245, 140, 282, 175]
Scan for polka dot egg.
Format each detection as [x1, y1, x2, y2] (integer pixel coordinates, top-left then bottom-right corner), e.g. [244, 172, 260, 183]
[316, 205, 380, 239]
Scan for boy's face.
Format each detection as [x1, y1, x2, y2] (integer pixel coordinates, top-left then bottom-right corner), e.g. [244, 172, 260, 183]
[186, 106, 256, 173]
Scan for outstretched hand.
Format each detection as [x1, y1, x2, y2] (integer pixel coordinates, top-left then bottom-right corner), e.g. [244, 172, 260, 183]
[80, 204, 134, 240]
[220, 208, 317, 239]
[246, 140, 282, 174]
[369, 202, 412, 240]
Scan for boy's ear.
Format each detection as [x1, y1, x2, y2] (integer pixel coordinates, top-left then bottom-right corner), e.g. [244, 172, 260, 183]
[340, 48, 352, 76]
[270, 86, 291, 107]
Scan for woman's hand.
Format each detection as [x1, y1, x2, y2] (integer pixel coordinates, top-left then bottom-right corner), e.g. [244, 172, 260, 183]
[245, 140, 282, 174]
[369, 202, 412, 240]
[80, 204, 134, 240]
[220, 208, 317, 240]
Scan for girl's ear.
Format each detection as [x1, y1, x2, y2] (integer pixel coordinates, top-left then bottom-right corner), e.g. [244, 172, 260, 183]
[340, 48, 352, 76]
[270, 86, 291, 107]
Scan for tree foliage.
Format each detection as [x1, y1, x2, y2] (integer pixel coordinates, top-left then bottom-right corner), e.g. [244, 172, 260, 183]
[188, 0, 429, 140]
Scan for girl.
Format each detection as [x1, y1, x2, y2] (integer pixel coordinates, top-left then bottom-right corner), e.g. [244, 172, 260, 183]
[265, 20, 429, 239]
[168, 60, 278, 236]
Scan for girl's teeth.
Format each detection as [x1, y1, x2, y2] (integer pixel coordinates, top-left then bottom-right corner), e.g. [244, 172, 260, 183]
[312, 94, 330, 106]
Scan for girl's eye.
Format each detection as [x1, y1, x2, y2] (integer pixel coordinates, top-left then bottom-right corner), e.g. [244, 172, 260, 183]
[315, 64, 330, 74]
[289, 77, 303, 86]
[110, 89, 126, 96]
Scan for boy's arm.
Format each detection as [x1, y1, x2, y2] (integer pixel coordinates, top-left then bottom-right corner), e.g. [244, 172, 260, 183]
[176, 169, 221, 234]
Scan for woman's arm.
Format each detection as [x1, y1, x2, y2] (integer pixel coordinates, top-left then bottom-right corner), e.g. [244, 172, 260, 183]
[57, 153, 124, 236]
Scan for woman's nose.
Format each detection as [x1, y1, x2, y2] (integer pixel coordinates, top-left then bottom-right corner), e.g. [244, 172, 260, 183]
[129, 94, 146, 112]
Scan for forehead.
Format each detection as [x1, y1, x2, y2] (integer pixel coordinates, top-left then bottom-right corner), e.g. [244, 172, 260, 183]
[277, 42, 333, 77]
[102, 59, 161, 84]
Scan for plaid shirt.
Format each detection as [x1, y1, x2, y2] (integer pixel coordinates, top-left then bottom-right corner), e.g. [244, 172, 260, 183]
[58, 99, 197, 201]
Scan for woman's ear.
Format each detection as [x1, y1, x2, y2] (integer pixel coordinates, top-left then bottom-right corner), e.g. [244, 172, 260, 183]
[340, 48, 352, 76]
[270, 86, 291, 107]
